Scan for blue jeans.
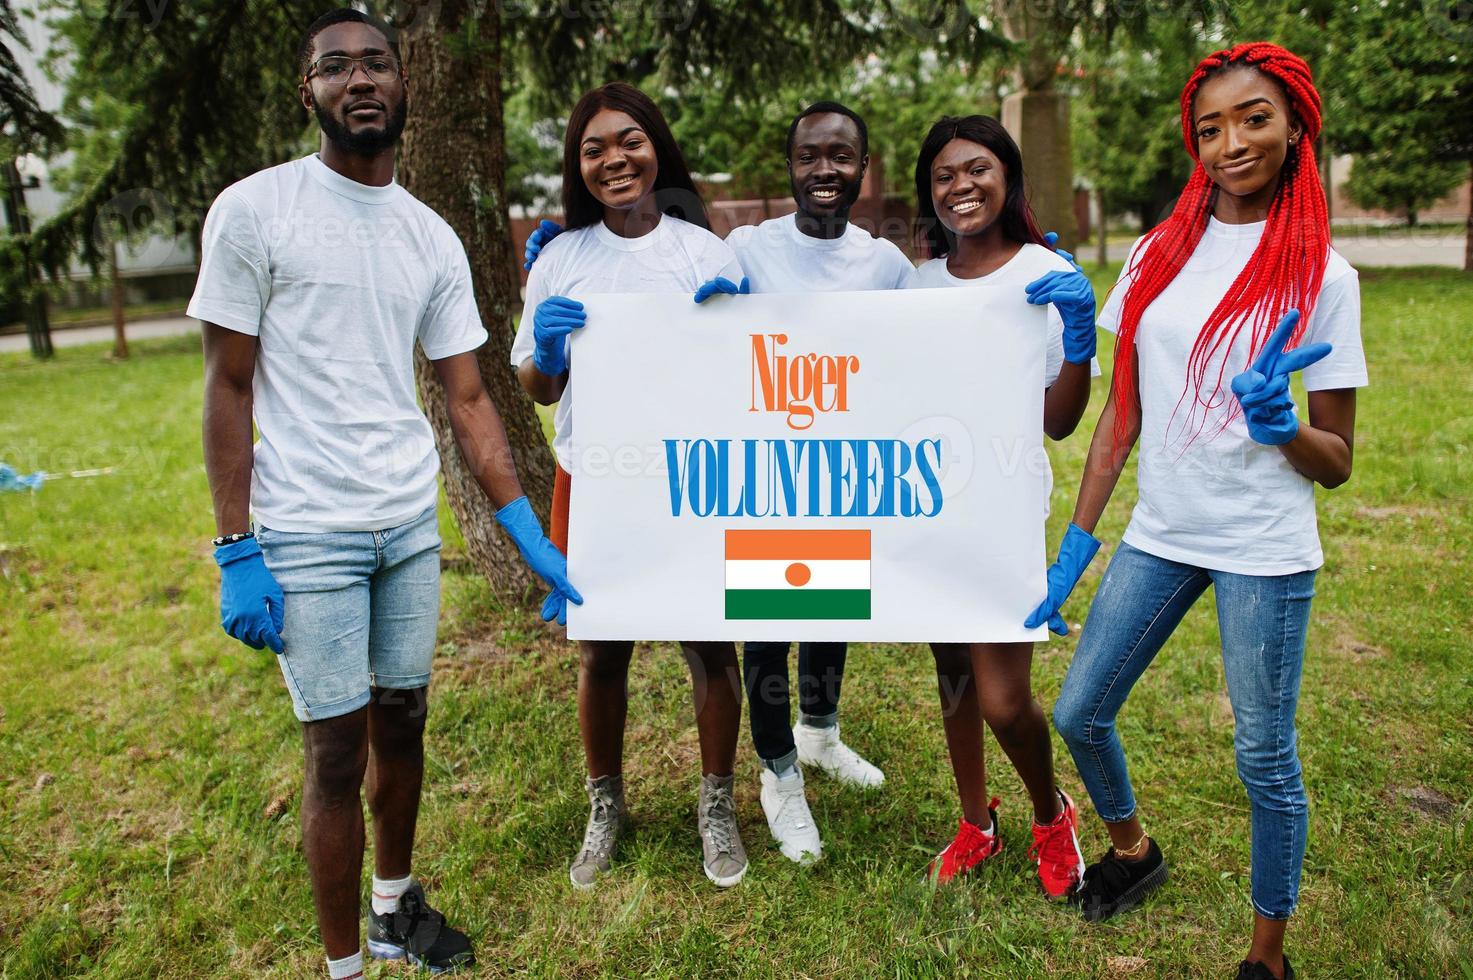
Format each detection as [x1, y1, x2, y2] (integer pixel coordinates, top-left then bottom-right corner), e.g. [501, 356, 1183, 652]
[256, 505, 441, 722]
[1052, 540, 1316, 919]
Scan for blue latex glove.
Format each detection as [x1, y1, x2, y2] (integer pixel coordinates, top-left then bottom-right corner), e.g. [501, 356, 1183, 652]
[531, 296, 585, 377]
[1043, 231, 1081, 270]
[1024, 268, 1097, 364]
[494, 495, 584, 626]
[1031, 229, 1101, 366]
[1229, 310, 1333, 446]
[215, 536, 285, 653]
[1024, 523, 1102, 636]
[523, 219, 563, 270]
[693, 276, 750, 304]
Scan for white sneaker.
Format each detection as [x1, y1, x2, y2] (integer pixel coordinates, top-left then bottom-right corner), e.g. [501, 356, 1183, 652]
[794, 722, 885, 788]
[760, 768, 822, 865]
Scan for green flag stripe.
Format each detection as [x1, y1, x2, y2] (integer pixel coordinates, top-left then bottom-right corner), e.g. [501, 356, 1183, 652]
[724, 589, 871, 620]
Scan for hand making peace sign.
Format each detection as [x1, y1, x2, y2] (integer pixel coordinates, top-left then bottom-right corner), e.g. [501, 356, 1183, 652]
[1229, 310, 1333, 446]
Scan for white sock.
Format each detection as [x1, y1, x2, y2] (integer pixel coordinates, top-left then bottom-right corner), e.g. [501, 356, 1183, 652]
[775, 764, 801, 783]
[371, 872, 413, 915]
[326, 950, 363, 979]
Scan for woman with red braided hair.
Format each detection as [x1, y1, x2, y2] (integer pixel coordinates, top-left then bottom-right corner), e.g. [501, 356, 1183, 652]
[1029, 43, 1367, 979]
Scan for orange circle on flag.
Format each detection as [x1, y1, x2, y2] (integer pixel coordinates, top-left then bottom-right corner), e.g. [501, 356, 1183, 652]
[785, 562, 812, 587]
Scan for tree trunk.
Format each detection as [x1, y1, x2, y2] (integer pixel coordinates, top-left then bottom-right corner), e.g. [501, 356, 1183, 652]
[398, 1, 554, 604]
[3, 158, 52, 359]
[109, 241, 128, 360]
[1317, 133, 1331, 223]
[1095, 187, 1108, 268]
[1466, 160, 1472, 273]
[993, 0, 1078, 252]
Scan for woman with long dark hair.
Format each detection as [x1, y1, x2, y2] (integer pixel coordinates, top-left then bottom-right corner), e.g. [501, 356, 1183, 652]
[907, 114, 1099, 898]
[1035, 44, 1366, 979]
[509, 82, 749, 891]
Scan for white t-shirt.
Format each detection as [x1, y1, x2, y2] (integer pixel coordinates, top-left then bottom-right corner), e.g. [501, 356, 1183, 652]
[726, 214, 914, 293]
[187, 153, 488, 533]
[510, 215, 743, 471]
[1099, 217, 1368, 574]
[908, 243, 1103, 516]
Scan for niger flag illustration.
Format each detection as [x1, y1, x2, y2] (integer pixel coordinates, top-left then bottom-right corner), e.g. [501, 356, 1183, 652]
[724, 529, 871, 620]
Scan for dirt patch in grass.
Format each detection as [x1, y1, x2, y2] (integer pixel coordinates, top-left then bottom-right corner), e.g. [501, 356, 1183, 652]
[1320, 614, 1391, 665]
[1390, 785, 1459, 822]
[1339, 639, 1388, 663]
[0, 543, 37, 580]
[433, 631, 571, 688]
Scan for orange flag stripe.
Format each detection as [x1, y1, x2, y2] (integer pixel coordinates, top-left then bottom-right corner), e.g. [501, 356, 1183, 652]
[724, 529, 871, 561]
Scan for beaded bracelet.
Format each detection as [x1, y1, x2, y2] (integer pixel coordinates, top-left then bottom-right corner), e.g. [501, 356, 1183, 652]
[212, 531, 255, 547]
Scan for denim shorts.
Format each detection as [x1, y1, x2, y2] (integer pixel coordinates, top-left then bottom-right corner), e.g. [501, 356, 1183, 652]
[256, 505, 441, 722]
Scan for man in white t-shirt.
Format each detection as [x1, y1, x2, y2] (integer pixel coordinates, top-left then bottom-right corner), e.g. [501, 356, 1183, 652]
[521, 102, 907, 867]
[192, 11, 576, 978]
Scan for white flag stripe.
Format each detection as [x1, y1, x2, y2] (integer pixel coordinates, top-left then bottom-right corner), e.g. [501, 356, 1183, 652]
[725, 559, 871, 591]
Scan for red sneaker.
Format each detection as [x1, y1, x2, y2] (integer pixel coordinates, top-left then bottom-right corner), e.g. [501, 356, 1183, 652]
[926, 798, 1002, 884]
[1029, 790, 1086, 899]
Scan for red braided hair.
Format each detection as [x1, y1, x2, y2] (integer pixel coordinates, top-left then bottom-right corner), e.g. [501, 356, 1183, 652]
[1109, 42, 1329, 452]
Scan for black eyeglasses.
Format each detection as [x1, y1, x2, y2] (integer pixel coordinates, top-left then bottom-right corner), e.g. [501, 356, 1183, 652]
[305, 55, 403, 86]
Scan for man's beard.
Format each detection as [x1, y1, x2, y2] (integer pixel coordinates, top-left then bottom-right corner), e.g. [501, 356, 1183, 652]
[315, 98, 407, 155]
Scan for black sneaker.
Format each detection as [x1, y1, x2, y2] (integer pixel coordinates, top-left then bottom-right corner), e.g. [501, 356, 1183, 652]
[366, 881, 475, 973]
[1235, 956, 1294, 980]
[1071, 838, 1169, 922]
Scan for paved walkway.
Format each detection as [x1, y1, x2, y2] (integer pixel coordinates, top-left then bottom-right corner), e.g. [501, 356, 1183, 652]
[1331, 229, 1466, 268]
[1098, 229, 1465, 268]
[0, 316, 200, 354]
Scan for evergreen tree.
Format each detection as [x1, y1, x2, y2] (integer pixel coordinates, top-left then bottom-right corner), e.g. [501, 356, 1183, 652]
[1327, 0, 1472, 263]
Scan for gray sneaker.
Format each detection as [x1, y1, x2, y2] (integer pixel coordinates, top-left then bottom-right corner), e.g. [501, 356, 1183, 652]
[570, 774, 627, 890]
[698, 773, 748, 887]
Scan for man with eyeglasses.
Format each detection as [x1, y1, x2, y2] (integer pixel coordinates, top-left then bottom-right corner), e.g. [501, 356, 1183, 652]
[191, 9, 578, 977]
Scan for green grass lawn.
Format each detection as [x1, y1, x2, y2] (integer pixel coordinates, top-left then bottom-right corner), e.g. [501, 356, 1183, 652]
[2, 267, 1470, 978]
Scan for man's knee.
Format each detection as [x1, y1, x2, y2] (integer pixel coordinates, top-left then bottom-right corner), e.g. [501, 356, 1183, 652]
[369, 686, 428, 753]
[742, 641, 790, 669]
[303, 711, 369, 802]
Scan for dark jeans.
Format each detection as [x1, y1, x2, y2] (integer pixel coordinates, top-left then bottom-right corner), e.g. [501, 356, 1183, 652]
[742, 641, 847, 771]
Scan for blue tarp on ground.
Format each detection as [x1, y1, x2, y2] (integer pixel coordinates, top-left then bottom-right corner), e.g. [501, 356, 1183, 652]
[0, 464, 43, 492]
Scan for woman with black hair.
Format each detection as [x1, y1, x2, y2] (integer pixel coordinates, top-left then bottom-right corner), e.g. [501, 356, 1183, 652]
[510, 82, 749, 891]
[907, 115, 1098, 898]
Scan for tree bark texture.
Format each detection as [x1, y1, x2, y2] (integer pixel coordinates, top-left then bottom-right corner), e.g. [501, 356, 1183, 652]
[3, 158, 52, 359]
[110, 241, 128, 360]
[398, 1, 556, 604]
[992, 0, 1080, 253]
[1466, 160, 1472, 273]
[1002, 89, 1075, 252]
